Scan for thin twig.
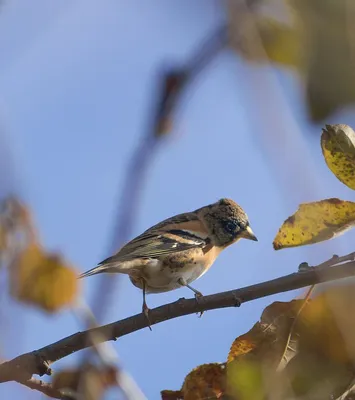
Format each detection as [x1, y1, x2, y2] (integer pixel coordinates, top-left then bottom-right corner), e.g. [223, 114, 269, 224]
[73, 301, 146, 399]
[1, 258, 355, 388]
[276, 284, 314, 372]
[315, 252, 355, 269]
[18, 377, 68, 399]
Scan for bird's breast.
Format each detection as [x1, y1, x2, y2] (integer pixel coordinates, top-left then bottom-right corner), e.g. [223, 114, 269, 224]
[129, 246, 221, 293]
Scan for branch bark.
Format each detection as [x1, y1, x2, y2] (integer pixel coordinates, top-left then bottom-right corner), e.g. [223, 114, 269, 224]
[1, 259, 355, 389]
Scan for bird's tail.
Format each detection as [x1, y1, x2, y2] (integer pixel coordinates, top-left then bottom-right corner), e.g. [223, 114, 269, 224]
[78, 260, 121, 279]
[78, 265, 109, 279]
[78, 254, 125, 279]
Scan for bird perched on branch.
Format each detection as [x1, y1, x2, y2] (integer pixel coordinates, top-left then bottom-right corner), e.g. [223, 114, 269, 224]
[79, 198, 257, 328]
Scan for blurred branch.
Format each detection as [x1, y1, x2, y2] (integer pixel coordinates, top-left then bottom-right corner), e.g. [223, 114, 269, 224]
[75, 16, 232, 400]
[90, 136, 160, 322]
[18, 377, 66, 399]
[90, 24, 230, 322]
[1, 252, 355, 398]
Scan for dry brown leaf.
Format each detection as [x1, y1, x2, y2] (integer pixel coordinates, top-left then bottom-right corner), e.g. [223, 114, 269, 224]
[11, 244, 78, 312]
[181, 363, 226, 400]
[227, 323, 263, 363]
[227, 295, 355, 399]
[321, 124, 355, 190]
[0, 225, 8, 253]
[0, 197, 37, 242]
[228, 301, 302, 366]
[0, 197, 38, 260]
[165, 288, 355, 400]
[160, 390, 184, 400]
[227, 301, 304, 400]
[273, 198, 355, 250]
[53, 370, 81, 392]
[53, 365, 118, 400]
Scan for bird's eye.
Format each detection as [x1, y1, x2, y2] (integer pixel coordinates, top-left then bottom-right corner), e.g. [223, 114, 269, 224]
[224, 220, 238, 234]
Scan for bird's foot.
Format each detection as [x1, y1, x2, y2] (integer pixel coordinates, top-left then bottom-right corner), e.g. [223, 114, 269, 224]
[234, 297, 242, 307]
[142, 303, 152, 331]
[194, 291, 204, 318]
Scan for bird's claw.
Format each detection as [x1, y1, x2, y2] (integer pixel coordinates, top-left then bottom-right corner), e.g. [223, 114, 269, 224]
[194, 291, 204, 318]
[234, 297, 242, 307]
[142, 303, 152, 331]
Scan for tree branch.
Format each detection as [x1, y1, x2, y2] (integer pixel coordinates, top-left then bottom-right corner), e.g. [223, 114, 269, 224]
[1, 258, 355, 388]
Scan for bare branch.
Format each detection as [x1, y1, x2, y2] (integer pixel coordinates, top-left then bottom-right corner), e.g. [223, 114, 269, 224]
[1, 257, 355, 393]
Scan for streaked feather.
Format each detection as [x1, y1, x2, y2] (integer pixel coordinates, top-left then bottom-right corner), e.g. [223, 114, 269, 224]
[80, 211, 210, 278]
[100, 231, 208, 265]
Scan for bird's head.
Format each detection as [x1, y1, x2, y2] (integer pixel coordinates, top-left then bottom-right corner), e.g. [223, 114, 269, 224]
[198, 198, 257, 247]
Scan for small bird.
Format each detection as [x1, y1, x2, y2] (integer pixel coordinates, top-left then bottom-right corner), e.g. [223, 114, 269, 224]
[79, 198, 257, 328]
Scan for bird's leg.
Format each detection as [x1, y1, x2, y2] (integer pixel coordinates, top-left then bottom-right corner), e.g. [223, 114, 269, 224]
[141, 279, 152, 331]
[178, 278, 204, 317]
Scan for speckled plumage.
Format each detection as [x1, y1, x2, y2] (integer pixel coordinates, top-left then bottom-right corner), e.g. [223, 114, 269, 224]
[79, 198, 257, 324]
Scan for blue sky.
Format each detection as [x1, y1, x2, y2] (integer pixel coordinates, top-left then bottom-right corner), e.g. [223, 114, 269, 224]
[1, 1, 355, 399]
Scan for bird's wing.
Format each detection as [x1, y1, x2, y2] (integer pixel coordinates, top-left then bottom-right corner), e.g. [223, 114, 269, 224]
[99, 212, 210, 265]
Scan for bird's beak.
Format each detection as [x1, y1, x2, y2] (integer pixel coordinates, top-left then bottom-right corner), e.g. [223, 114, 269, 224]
[243, 226, 258, 241]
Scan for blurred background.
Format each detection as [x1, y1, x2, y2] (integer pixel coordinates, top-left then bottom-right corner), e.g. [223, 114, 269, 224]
[0, 0, 355, 398]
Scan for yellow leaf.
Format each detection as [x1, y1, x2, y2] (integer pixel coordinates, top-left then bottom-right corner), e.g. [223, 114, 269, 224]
[11, 244, 78, 312]
[321, 124, 355, 190]
[258, 19, 301, 68]
[181, 363, 226, 400]
[273, 199, 355, 250]
[228, 1, 301, 68]
[298, 284, 355, 365]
